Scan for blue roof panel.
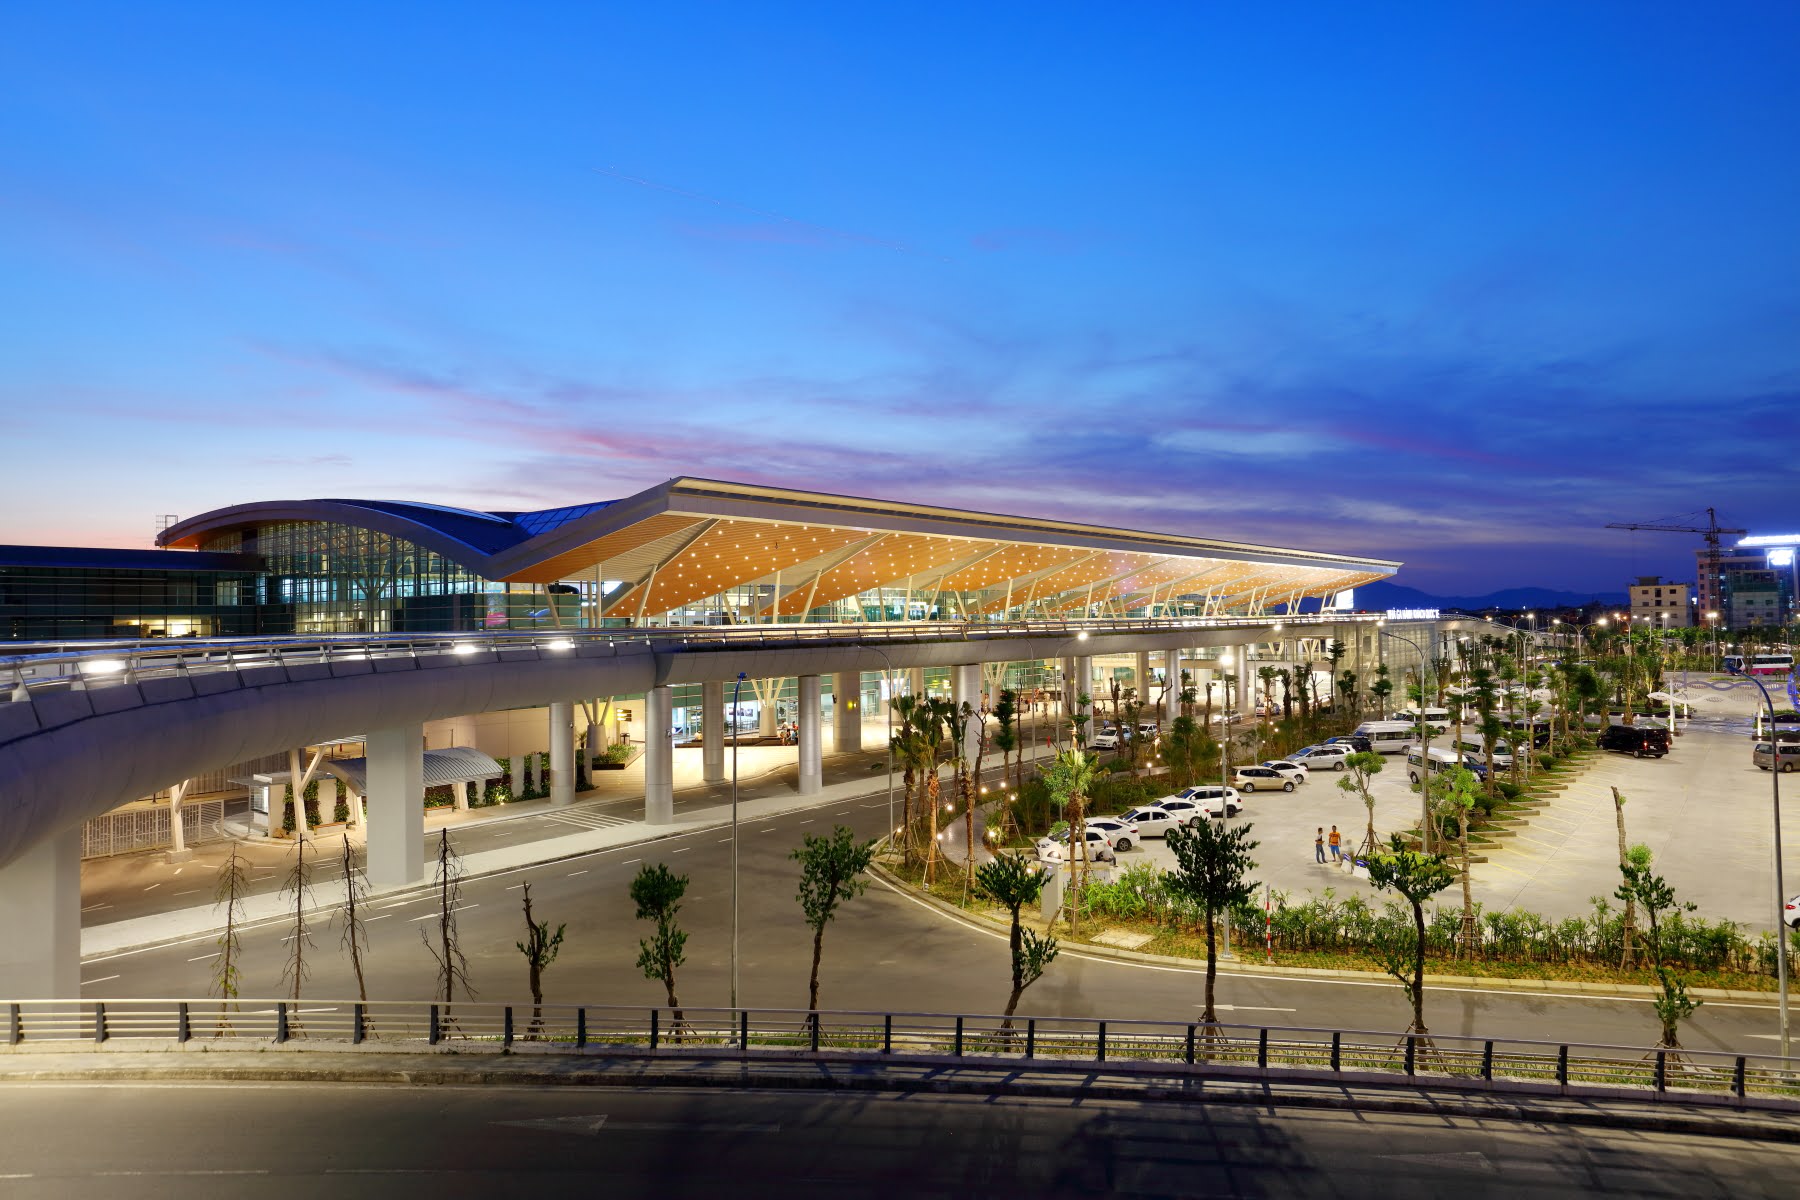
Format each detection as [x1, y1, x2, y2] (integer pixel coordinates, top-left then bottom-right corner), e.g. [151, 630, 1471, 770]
[509, 501, 614, 537]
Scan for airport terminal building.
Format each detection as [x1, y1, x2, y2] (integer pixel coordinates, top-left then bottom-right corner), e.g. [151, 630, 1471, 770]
[5, 477, 1397, 641]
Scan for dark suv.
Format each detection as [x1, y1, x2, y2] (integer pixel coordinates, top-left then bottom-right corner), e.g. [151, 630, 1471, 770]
[1598, 725, 1670, 759]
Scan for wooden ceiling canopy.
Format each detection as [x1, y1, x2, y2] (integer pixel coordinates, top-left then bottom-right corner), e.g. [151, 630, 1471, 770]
[506, 513, 705, 585]
[601, 519, 870, 619]
[770, 532, 993, 617]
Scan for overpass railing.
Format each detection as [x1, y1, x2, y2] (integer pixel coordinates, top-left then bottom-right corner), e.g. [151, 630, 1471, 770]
[0, 614, 1386, 701]
[3, 998, 1794, 1111]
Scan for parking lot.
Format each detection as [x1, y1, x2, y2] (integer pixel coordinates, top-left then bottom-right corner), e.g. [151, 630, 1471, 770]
[1095, 690, 1800, 931]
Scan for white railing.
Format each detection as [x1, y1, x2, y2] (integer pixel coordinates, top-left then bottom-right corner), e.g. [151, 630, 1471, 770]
[2, 998, 1794, 1111]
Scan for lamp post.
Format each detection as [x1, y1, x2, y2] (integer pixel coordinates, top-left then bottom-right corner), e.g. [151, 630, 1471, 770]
[866, 646, 899, 849]
[730, 670, 746, 1009]
[1739, 671, 1790, 1062]
[1379, 627, 1435, 853]
[1707, 611, 1721, 671]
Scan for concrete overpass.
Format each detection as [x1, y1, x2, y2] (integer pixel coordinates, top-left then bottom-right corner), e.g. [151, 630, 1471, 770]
[0, 613, 1488, 996]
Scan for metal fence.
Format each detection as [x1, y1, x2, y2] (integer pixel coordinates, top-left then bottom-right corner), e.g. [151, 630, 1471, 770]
[3, 999, 1795, 1111]
[78, 799, 229, 859]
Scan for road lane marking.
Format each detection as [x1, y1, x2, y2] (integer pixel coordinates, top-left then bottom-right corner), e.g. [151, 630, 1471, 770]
[143, 884, 161, 892]
[673, 847, 690, 853]
[504, 883, 526, 891]
[173, 888, 204, 897]
[760, 827, 777, 833]
[81, 904, 111, 912]
[81, 975, 120, 985]
[186, 953, 219, 962]
[409, 905, 479, 922]
[366, 914, 391, 922]
[566, 870, 588, 877]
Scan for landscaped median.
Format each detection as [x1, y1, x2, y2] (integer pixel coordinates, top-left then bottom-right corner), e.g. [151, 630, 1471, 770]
[872, 846, 1791, 1003]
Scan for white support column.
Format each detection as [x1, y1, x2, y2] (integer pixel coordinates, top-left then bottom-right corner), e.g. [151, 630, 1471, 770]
[453, 780, 469, 813]
[364, 723, 425, 892]
[1134, 651, 1152, 700]
[1162, 649, 1181, 723]
[952, 663, 981, 766]
[909, 666, 926, 698]
[0, 828, 80, 998]
[798, 674, 823, 794]
[833, 670, 863, 754]
[165, 779, 192, 863]
[645, 685, 674, 823]
[549, 701, 575, 806]
[702, 679, 727, 784]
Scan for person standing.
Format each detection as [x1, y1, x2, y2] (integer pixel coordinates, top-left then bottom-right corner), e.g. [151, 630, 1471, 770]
[1328, 825, 1342, 862]
[1314, 827, 1326, 864]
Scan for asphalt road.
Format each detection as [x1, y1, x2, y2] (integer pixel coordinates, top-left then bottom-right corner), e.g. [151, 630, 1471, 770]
[80, 780, 1794, 1057]
[0, 1081, 1789, 1198]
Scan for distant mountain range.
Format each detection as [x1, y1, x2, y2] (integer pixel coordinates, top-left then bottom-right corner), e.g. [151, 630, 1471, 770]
[1351, 580, 1625, 612]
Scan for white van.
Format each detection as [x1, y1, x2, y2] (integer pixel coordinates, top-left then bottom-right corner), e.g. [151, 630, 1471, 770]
[1353, 720, 1419, 754]
[1390, 708, 1451, 734]
[1447, 736, 1513, 769]
[1406, 746, 1490, 786]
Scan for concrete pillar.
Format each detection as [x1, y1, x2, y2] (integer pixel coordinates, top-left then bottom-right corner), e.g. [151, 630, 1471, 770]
[702, 679, 727, 784]
[645, 685, 674, 823]
[758, 682, 778, 737]
[833, 670, 863, 754]
[165, 779, 192, 863]
[909, 666, 925, 698]
[798, 674, 823, 794]
[549, 701, 576, 806]
[951, 663, 982, 765]
[454, 780, 469, 813]
[365, 723, 425, 891]
[0, 828, 80, 998]
[1162, 649, 1181, 722]
[1135, 650, 1152, 700]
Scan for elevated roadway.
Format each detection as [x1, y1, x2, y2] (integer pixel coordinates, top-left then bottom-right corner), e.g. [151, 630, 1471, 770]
[1, 614, 1488, 995]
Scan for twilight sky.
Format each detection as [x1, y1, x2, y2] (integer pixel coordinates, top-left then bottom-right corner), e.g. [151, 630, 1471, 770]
[3, 3, 1796, 595]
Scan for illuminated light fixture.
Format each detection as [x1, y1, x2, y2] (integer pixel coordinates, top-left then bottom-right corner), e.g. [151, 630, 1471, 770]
[545, 638, 575, 651]
[82, 659, 126, 675]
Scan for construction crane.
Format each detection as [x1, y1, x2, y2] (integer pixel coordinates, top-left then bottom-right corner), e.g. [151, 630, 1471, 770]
[1606, 508, 1747, 620]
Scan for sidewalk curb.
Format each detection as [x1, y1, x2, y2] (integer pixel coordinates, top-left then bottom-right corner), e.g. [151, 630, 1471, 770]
[869, 863, 1782, 1006]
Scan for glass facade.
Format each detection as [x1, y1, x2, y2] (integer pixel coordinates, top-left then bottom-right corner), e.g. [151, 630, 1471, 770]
[202, 521, 553, 634]
[0, 555, 275, 642]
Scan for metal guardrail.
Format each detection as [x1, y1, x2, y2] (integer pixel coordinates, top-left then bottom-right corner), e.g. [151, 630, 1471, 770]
[3, 998, 1795, 1110]
[0, 615, 1387, 701]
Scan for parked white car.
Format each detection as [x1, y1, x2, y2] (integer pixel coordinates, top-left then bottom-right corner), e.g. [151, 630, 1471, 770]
[1119, 805, 1178, 839]
[1289, 744, 1351, 771]
[1036, 826, 1116, 865]
[1260, 759, 1309, 784]
[1084, 816, 1140, 852]
[1156, 786, 1244, 823]
[1232, 765, 1295, 793]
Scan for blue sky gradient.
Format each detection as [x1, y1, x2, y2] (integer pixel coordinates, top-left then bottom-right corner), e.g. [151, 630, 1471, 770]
[3, 3, 1795, 593]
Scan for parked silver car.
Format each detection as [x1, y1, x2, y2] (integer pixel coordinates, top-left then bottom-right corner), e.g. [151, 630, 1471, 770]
[1754, 742, 1800, 773]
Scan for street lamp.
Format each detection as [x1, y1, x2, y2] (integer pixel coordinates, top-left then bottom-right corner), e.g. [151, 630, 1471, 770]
[865, 646, 900, 856]
[1218, 649, 1234, 786]
[1738, 671, 1791, 1062]
[730, 670, 747, 1009]
[1379, 628, 1436, 854]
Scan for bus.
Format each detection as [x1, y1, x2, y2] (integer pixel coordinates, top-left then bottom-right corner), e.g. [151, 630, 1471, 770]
[1724, 653, 1794, 677]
